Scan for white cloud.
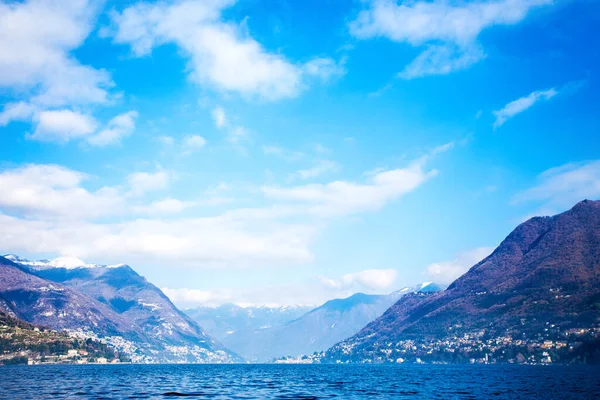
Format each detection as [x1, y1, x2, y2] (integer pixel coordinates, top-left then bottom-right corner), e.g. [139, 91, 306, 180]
[108, 0, 340, 100]
[350, 0, 552, 78]
[162, 284, 332, 308]
[162, 287, 229, 307]
[493, 88, 557, 128]
[208, 105, 246, 143]
[262, 160, 437, 217]
[0, 2, 132, 149]
[133, 198, 195, 215]
[23, 109, 138, 146]
[227, 126, 247, 144]
[127, 170, 170, 197]
[0, 146, 447, 271]
[398, 44, 485, 79]
[29, 110, 98, 142]
[303, 57, 346, 81]
[320, 269, 398, 291]
[314, 144, 330, 154]
[87, 111, 138, 146]
[426, 247, 494, 285]
[293, 160, 339, 180]
[512, 160, 600, 212]
[156, 134, 205, 152]
[263, 145, 304, 161]
[182, 135, 207, 152]
[0, 0, 113, 107]
[0, 102, 38, 126]
[157, 135, 175, 146]
[0, 213, 315, 269]
[0, 164, 124, 219]
[0, 163, 315, 268]
[211, 106, 227, 129]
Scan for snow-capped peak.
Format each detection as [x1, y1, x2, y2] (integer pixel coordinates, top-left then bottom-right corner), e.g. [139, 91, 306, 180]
[106, 263, 128, 269]
[2, 253, 128, 270]
[46, 257, 90, 269]
[420, 281, 433, 290]
[3, 254, 24, 262]
[390, 281, 440, 297]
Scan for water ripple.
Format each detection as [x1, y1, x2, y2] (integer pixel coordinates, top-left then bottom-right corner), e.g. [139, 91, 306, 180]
[0, 364, 599, 399]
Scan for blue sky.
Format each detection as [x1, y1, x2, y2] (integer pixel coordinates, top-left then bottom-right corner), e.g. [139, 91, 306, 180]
[1, 0, 599, 307]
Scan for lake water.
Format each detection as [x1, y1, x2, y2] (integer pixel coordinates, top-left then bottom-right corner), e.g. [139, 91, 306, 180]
[1, 364, 599, 399]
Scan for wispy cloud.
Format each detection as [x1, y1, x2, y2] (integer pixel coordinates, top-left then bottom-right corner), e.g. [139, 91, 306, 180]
[133, 198, 196, 215]
[127, 169, 171, 197]
[211, 106, 247, 143]
[426, 247, 494, 285]
[493, 88, 557, 128]
[87, 111, 138, 146]
[292, 160, 339, 180]
[320, 269, 398, 291]
[211, 106, 227, 129]
[156, 135, 175, 146]
[314, 144, 330, 154]
[512, 160, 600, 213]
[262, 158, 438, 218]
[262, 145, 304, 161]
[398, 44, 485, 79]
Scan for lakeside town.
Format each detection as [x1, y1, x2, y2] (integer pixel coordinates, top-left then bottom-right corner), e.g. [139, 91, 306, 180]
[0, 311, 127, 366]
[277, 326, 600, 365]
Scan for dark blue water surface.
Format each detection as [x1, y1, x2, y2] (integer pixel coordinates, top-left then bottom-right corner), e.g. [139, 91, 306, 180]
[1, 364, 599, 399]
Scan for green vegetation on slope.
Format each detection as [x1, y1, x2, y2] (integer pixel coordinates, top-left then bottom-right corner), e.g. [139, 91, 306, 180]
[0, 311, 128, 365]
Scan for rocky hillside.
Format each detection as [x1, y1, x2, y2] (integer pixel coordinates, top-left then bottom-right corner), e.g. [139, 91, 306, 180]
[0, 256, 239, 363]
[323, 200, 600, 364]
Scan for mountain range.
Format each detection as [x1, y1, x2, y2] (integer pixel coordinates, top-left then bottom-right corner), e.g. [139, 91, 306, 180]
[187, 283, 441, 361]
[2, 199, 598, 365]
[186, 304, 312, 341]
[322, 200, 600, 363]
[0, 255, 238, 363]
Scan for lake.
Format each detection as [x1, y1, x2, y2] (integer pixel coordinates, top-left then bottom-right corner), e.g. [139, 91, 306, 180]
[1, 364, 599, 399]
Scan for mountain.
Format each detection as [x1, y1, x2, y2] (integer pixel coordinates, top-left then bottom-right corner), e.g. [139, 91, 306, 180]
[186, 304, 311, 340]
[323, 200, 600, 364]
[209, 283, 440, 362]
[0, 255, 239, 363]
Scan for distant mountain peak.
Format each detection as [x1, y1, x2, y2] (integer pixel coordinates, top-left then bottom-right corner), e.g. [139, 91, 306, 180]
[3, 254, 25, 262]
[47, 256, 89, 269]
[419, 281, 433, 289]
[391, 281, 442, 296]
